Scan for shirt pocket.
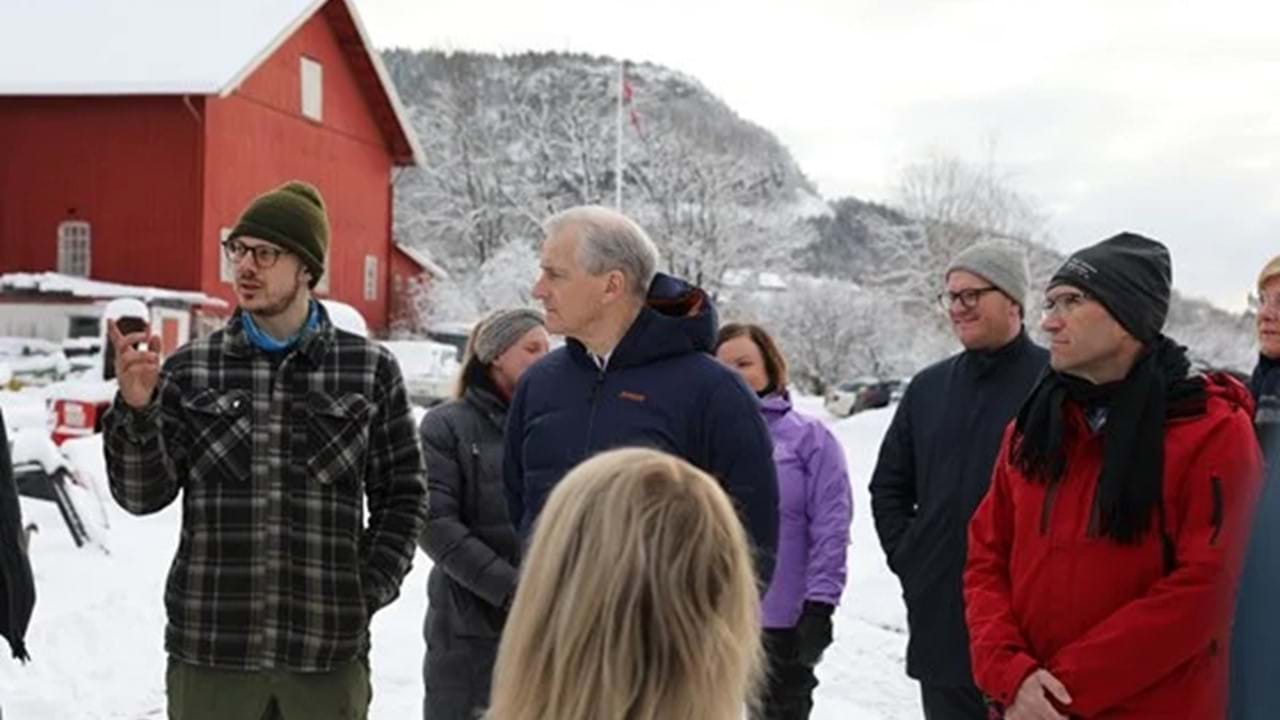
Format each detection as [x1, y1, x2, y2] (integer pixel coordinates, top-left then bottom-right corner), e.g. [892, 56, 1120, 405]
[180, 388, 252, 483]
[305, 390, 375, 488]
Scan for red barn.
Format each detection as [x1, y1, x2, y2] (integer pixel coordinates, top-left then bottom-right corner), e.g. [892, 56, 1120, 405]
[0, 0, 428, 334]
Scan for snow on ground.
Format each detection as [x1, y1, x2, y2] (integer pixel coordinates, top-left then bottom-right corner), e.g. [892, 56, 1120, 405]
[0, 393, 920, 719]
[1, 388, 50, 436]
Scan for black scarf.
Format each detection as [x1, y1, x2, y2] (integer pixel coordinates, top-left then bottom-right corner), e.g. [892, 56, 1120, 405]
[1011, 336, 1205, 544]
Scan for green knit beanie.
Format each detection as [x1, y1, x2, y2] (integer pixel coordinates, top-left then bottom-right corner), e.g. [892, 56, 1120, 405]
[227, 181, 329, 288]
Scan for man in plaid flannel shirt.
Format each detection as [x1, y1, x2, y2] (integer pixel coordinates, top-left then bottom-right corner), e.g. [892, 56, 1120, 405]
[102, 181, 427, 720]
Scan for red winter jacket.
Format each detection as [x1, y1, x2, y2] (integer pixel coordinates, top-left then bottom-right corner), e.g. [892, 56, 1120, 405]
[964, 373, 1262, 719]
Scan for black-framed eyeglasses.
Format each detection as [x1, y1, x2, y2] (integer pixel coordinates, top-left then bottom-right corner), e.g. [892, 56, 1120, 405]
[937, 286, 999, 312]
[222, 238, 287, 269]
[1041, 290, 1093, 318]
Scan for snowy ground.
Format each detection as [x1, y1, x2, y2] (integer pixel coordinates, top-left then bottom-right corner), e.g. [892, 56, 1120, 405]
[0, 392, 921, 719]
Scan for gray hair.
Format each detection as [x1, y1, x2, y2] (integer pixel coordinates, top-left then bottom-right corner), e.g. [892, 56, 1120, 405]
[543, 206, 659, 299]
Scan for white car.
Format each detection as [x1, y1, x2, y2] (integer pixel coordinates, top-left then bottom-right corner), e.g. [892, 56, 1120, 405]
[381, 340, 461, 407]
[0, 337, 71, 387]
[824, 377, 902, 418]
[425, 321, 476, 363]
[824, 378, 876, 418]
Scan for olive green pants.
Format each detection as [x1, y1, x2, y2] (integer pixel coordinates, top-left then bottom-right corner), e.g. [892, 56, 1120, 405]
[166, 657, 371, 720]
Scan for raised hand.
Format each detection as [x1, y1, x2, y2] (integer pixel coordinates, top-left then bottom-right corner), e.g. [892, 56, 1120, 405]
[108, 319, 162, 409]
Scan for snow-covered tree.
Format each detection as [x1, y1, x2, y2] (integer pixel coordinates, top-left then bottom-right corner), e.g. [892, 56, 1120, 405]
[383, 49, 818, 308]
[420, 240, 542, 325]
[730, 276, 951, 395]
[875, 149, 1049, 316]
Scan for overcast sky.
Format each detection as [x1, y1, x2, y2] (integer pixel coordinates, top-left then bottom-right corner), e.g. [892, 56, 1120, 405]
[358, 0, 1280, 310]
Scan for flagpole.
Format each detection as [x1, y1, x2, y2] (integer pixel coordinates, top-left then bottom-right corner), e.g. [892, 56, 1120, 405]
[615, 60, 624, 211]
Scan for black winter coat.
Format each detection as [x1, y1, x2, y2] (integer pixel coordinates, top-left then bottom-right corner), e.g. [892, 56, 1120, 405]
[418, 385, 518, 719]
[419, 385, 518, 638]
[869, 330, 1046, 685]
[0, 409, 35, 661]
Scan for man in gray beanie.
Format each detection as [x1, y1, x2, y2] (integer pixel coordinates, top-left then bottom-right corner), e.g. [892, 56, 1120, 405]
[871, 240, 1048, 719]
[946, 240, 1031, 315]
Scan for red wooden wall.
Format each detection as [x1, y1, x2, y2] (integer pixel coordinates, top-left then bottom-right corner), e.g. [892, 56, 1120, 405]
[0, 96, 203, 290]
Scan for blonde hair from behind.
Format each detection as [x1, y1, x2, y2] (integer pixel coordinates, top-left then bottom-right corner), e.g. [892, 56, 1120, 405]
[486, 448, 763, 720]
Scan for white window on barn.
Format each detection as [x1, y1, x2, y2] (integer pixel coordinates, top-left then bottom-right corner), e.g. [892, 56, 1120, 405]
[219, 227, 235, 283]
[301, 57, 323, 122]
[364, 255, 378, 301]
[57, 221, 91, 277]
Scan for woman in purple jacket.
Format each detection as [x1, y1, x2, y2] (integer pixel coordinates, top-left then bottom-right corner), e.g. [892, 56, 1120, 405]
[715, 323, 853, 720]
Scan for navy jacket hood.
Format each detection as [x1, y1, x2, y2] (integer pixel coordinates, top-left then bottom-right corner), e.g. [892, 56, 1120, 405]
[565, 273, 717, 370]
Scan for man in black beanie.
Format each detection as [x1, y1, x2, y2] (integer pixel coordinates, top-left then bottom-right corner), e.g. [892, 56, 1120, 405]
[101, 181, 427, 720]
[963, 232, 1262, 719]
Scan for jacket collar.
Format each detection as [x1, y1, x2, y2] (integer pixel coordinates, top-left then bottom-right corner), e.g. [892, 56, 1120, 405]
[464, 384, 509, 428]
[223, 303, 334, 368]
[965, 327, 1034, 377]
[759, 391, 792, 417]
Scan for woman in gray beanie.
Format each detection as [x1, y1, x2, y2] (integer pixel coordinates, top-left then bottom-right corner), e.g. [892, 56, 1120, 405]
[417, 308, 549, 720]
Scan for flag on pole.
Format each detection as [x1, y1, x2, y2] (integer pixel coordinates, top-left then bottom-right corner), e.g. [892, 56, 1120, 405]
[621, 61, 641, 132]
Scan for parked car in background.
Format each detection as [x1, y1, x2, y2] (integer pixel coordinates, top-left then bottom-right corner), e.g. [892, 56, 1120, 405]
[824, 377, 905, 418]
[890, 376, 911, 403]
[0, 337, 71, 387]
[61, 336, 102, 375]
[8, 425, 108, 549]
[425, 321, 475, 363]
[321, 299, 369, 338]
[380, 340, 461, 408]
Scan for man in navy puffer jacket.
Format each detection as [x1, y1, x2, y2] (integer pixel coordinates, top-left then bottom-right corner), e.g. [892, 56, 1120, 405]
[504, 206, 779, 584]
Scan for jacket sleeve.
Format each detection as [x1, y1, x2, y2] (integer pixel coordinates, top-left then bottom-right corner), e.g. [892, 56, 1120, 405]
[0, 410, 35, 660]
[964, 427, 1041, 708]
[804, 422, 853, 606]
[359, 353, 429, 614]
[703, 375, 779, 587]
[1230, 443, 1280, 717]
[1045, 414, 1263, 716]
[503, 378, 529, 545]
[101, 365, 187, 515]
[418, 411, 518, 608]
[868, 384, 918, 571]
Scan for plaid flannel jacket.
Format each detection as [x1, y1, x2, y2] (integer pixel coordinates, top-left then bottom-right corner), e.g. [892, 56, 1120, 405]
[102, 309, 427, 672]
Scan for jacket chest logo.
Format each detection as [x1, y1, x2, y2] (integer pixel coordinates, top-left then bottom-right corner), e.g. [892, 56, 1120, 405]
[619, 391, 647, 403]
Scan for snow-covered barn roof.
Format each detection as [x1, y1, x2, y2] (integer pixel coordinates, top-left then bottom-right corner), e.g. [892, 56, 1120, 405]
[0, 272, 228, 308]
[394, 244, 450, 280]
[0, 0, 423, 166]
